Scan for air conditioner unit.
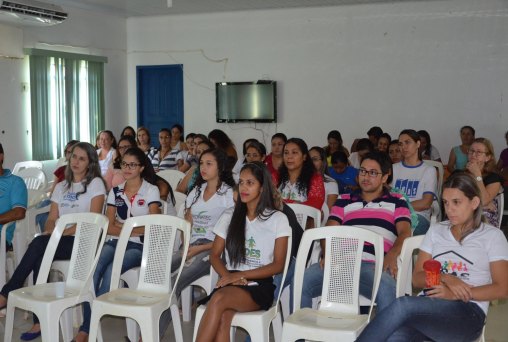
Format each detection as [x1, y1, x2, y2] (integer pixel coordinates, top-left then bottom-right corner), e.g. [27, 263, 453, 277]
[0, 0, 67, 27]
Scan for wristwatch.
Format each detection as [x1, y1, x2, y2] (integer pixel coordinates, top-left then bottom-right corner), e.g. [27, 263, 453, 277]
[475, 176, 482, 182]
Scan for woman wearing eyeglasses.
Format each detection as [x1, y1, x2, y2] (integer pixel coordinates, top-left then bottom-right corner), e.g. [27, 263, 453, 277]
[392, 129, 437, 236]
[76, 147, 161, 342]
[103, 135, 137, 191]
[465, 138, 503, 227]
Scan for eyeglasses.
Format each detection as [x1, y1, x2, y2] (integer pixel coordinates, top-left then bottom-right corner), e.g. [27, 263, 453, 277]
[468, 149, 487, 156]
[359, 168, 382, 178]
[118, 145, 132, 151]
[120, 161, 141, 169]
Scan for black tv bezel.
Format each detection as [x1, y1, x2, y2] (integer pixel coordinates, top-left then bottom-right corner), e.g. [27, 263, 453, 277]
[215, 81, 277, 123]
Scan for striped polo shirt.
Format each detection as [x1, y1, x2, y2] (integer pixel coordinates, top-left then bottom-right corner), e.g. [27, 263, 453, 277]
[328, 189, 411, 261]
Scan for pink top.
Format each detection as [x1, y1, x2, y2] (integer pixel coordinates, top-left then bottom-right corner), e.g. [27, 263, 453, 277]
[104, 167, 126, 191]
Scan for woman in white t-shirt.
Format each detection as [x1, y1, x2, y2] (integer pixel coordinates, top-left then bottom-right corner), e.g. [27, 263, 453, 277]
[195, 162, 291, 342]
[158, 148, 235, 338]
[0, 142, 106, 341]
[357, 172, 508, 342]
[97, 130, 117, 176]
[77, 147, 161, 341]
[392, 129, 437, 235]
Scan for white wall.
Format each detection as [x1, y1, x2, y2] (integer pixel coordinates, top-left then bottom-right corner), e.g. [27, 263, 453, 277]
[0, 7, 127, 169]
[127, 0, 508, 162]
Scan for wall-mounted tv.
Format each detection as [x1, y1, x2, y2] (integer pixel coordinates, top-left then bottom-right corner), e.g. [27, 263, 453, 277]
[216, 81, 277, 123]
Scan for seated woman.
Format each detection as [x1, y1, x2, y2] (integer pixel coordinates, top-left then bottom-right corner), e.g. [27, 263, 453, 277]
[357, 172, 508, 342]
[77, 147, 161, 341]
[176, 139, 214, 194]
[136, 126, 153, 155]
[195, 161, 291, 342]
[392, 129, 437, 235]
[309, 146, 338, 211]
[0, 142, 106, 341]
[232, 138, 260, 182]
[97, 130, 117, 176]
[120, 126, 136, 138]
[158, 148, 235, 338]
[208, 129, 238, 170]
[278, 138, 325, 212]
[377, 133, 391, 153]
[448, 125, 475, 173]
[417, 130, 442, 162]
[265, 133, 287, 177]
[103, 135, 137, 190]
[148, 128, 179, 171]
[388, 139, 402, 164]
[324, 130, 349, 166]
[466, 138, 503, 227]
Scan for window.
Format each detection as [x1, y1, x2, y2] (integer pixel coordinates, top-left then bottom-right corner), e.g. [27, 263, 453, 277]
[25, 49, 106, 160]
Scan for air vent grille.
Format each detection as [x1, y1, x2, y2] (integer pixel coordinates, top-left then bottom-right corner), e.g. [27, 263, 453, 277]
[0, 0, 67, 21]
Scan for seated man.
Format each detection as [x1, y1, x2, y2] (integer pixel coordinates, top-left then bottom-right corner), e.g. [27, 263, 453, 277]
[300, 151, 411, 312]
[0, 143, 27, 247]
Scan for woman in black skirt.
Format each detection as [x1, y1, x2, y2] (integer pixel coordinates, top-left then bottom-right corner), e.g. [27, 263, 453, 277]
[195, 162, 291, 342]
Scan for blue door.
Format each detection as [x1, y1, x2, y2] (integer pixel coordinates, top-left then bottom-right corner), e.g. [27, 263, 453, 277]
[137, 64, 184, 145]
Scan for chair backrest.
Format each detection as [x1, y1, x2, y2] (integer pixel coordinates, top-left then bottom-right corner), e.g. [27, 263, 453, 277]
[395, 235, 425, 297]
[293, 226, 383, 320]
[109, 214, 190, 296]
[287, 203, 321, 230]
[423, 160, 444, 201]
[160, 199, 168, 215]
[12, 161, 43, 175]
[27, 189, 48, 208]
[36, 213, 109, 294]
[174, 191, 187, 216]
[158, 170, 186, 191]
[17, 168, 47, 191]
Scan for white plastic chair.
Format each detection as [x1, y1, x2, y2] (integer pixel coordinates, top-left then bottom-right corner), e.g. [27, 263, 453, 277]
[287, 203, 321, 229]
[173, 191, 187, 215]
[395, 235, 425, 298]
[158, 169, 186, 191]
[0, 221, 15, 290]
[12, 160, 43, 175]
[494, 193, 504, 229]
[423, 160, 444, 202]
[281, 226, 383, 342]
[3, 212, 109, 342]
[192, 235, 292, 342]
[17, 167, 47, 191]
[88, 214, 191, 342]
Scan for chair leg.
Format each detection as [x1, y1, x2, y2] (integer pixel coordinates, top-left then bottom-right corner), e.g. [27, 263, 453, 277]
[126, 318, 140, 342]
[272, 311, 283, 342]
[171, 303, 184, 342]
[245, 322, 269, 342]
[181, 285, 193, 322]
[88, 311, 103, 342]
[192, 306, 206, 342]
[60, 307, 74, 341]
[39, 309, 62, 342]
[139, 320, 159, 342]
[3, 302, 16, 342]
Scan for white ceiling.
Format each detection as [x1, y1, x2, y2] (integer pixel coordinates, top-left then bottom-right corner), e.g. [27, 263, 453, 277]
[47, 0, 434, 17]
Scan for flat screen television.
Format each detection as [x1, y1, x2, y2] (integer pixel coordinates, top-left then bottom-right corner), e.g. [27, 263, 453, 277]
[216, 81, 277, 123]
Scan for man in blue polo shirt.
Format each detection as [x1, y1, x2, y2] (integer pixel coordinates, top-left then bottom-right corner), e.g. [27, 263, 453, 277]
[0, 143, 28, 246]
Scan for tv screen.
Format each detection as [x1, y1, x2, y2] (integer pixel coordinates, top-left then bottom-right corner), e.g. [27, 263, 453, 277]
[216, 81, 277, 123]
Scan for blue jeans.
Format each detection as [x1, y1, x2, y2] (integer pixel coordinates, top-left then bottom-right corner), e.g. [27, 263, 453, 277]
[413, 214, 430, 236]
[80, 239, 143, 334]
[356, 296, 485, 342]
[299, 261, 396, 313]
[159, 240, 212, 338]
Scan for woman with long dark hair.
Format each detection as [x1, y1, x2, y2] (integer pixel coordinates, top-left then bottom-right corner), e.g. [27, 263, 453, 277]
[448, 125, 475, 172]
[148, 128, 179, 171]
[309, 146, 338, 210]
[265, 133, 287, 176]
[176, 139, 215, 194]
[278, 138, 325, 211]
[324, 130, 349, 166]
[208, 129, 238, 169]
[195, 162, 291, 342]
[104, 135, 137, 190]
[0, 142, 106, 341]
[392, 129, 437, 235]
[357, 172, 508, 342]
[417, 130, 441, 162]
[77, 147, 161, 341]
[159, 148, 235, 337]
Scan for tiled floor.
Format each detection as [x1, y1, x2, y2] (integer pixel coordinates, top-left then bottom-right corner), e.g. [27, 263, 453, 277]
[0, 299, 506, 341]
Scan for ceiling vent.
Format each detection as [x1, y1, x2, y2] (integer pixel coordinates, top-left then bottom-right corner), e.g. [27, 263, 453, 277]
[0, 0, 67, 26]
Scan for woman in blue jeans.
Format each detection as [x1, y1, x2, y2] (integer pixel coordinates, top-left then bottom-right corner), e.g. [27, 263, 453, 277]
[76, 147, 161, 342]
[357, 172, 508, 342]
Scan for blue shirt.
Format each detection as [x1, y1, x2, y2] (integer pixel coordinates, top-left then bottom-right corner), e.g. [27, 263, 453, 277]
[328, 166, 358, 194]
[0, 169, 28, 243]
